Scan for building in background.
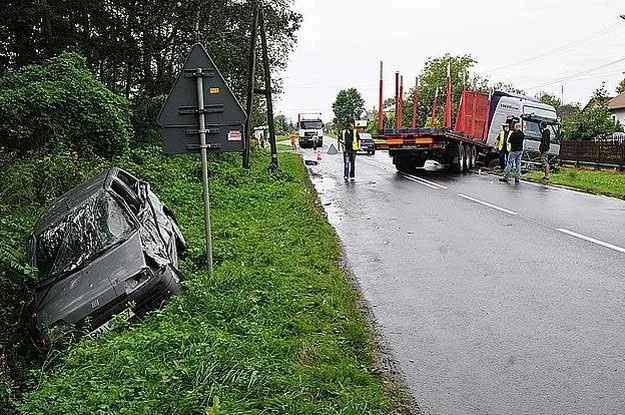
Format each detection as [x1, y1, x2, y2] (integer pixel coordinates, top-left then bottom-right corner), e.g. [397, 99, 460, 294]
[608, 92, 625, 127]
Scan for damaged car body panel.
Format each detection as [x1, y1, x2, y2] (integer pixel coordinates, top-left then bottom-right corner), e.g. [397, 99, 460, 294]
[29, 168, 185, 334]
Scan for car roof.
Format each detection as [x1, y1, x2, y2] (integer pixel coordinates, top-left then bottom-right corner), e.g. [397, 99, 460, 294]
[34, 167, 124, 235]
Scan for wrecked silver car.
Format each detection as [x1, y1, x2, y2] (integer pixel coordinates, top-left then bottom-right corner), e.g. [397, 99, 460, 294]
[28, 167, 185, 335]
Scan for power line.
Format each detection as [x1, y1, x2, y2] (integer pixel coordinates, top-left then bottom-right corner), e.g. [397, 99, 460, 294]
[484, 22, 623, 74]
[524, 57, 625, 90]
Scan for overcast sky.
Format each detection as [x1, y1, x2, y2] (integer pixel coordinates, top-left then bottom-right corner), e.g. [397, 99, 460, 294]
[275, 0, 625, 123]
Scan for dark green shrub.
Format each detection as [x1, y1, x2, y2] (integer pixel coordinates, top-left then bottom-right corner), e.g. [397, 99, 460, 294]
[0, 53, 130, 158]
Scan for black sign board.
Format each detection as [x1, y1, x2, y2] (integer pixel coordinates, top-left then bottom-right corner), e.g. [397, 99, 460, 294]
[158, 44, 247, 154]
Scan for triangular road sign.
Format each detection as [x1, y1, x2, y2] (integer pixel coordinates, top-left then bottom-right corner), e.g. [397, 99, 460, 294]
[158, 43, 247, 154]
[327, 143, 339, 155]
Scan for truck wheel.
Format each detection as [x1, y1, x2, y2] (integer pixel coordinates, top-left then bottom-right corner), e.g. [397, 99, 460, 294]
[468, 145, 476, 169]
[394, 156, 412, 173]
[456, 144, 465, 173]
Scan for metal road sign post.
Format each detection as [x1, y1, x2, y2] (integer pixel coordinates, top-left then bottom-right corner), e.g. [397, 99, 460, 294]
[195, 67, 213, 273]
[158, 44, 247, 271]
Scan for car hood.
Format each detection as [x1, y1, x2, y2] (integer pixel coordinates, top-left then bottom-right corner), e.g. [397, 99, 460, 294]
[35, 231, 147, 328]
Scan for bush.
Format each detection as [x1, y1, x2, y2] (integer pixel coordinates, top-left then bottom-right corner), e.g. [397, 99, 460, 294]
[0, 52, 131, 158]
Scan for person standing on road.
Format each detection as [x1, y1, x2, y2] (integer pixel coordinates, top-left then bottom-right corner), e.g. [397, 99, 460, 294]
[500, 122, 525, 183]
[289, 131, 297, 150]
[497, 124, 511, 170]
[539, 121, 551, 182]
[338, 122, 360, 181]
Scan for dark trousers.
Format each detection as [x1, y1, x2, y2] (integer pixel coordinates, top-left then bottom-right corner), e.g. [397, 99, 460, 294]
[343, 151, 356, 178]
[499, 151, 508, 170]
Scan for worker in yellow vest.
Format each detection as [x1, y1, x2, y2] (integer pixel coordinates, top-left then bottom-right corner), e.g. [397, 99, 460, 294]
[337, 121, 360, 182]
[497, 124, 511, 170]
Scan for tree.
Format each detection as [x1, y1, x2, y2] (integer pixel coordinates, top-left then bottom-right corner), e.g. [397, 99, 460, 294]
[274, 114, 288, 135]
[0, 52, 130, 157]
[562, 85, 622, 140]
[395, 54, 494, 128]
[590, 82, 611, 106]
[365, 119, 377, 134]
[537, 92, 562, 112]
[616, 78, 625, 95]
[491, 82, 525, 95]
[559, 103, 581, 122]
[0, 1, 303, 146]
[332, 88, 365, 128]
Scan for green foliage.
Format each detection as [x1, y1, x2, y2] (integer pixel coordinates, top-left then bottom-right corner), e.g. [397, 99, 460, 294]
[130, 94, 166, 149]
[561, 85, 623, 140]
[0, 52, 130, 158]
[558, 103, 581, 123]
[365, 120, 377, 134]
[332, 88, 365, 128]
[491, 81, 525, 95]
[537, 92, 562, 113]
[16, 150, 402, 414]
[0, 1, 302, 148]
[396, 54, 488, 128]
[617, 78, 625, 95]
[273, 114, 289, 135]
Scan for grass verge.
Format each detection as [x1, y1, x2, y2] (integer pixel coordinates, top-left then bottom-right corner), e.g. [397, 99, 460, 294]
[18, 149, 407, 414]
[525, 168, 625, 199]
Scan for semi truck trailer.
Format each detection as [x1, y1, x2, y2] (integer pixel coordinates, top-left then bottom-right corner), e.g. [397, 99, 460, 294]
[373, 62, 561, 172]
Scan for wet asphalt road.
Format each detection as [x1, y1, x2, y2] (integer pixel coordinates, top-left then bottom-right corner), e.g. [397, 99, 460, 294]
[302, 138, 625, 415]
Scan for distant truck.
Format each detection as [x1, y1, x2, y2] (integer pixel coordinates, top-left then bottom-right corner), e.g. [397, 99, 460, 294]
[297, 113, 324, 148]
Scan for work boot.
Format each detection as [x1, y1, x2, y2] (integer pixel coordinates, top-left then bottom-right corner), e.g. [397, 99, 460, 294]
[514, 178, 520, 184]
[344, 176, 348, 181]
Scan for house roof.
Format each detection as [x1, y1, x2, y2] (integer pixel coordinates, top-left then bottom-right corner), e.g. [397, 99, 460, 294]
[584, 95, 615, 110]
[608, 92, 625, 110]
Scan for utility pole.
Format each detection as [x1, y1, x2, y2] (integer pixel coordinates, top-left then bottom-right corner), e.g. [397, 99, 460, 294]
[243, 6, 259, 169]
[243, 4, 278, 170]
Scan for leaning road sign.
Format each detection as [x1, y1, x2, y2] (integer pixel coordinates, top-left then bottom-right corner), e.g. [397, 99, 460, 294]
[158, 43, 248, 273]
[158, 43, 247, 154]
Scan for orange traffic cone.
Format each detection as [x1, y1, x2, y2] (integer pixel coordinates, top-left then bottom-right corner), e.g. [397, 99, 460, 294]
[317, 150, 322, 161]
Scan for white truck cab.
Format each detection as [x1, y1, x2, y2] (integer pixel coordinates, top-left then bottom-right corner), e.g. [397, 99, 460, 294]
[485, 91, 561, 167]
[297, 113, 324, 148]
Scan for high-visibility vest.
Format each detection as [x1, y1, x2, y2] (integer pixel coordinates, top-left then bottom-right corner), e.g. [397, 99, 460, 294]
[340, 129, 359, 151]
[497, 130, 511, 152]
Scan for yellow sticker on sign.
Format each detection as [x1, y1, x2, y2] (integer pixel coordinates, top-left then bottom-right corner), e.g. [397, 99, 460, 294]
[209, 87, 220, 94]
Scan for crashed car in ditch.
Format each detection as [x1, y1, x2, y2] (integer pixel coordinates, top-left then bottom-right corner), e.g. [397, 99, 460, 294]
[28, 167, 185, 336]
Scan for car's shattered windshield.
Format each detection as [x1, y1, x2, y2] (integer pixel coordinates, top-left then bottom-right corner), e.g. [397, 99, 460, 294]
[35, 190, 137, 279]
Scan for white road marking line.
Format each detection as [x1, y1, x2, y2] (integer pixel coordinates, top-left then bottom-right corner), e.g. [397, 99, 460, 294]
[457, 194, 518, 215]
[401, 173, 448, 190]
[400, 175, 440, 189]
[556, 228, 625, 254]
[361, 159, 448, 190]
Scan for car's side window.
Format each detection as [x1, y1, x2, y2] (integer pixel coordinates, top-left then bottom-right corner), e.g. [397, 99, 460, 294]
[117, 170, 139, 191]
[111, 179, 141, 215]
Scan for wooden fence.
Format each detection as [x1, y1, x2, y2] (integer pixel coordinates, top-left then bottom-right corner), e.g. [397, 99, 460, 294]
[560, 139, 625, 170]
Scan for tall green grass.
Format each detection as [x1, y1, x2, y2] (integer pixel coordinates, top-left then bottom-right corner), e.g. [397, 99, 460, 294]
[18, 150, 406, 414]
[526, 168, 625, 198]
